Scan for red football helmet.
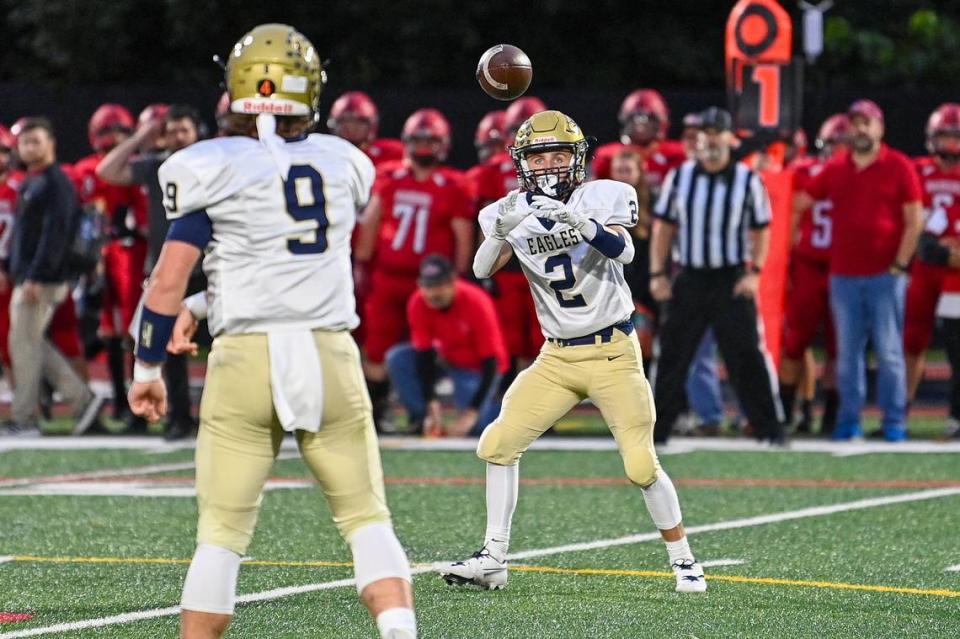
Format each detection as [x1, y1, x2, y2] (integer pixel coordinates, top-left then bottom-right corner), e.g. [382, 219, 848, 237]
[327, 91, 379, 143]
[503, 96, 547, 141]
[0, 124, 15, 151]
[138, 103, 169, 129]
[402, 108, 451, 165]
[475, 110, 506, 162]
[926, 103, 960, 155]
[619, 89, 669, 145]
[815, 114, 852, 153]
[88, 104, 134, 152]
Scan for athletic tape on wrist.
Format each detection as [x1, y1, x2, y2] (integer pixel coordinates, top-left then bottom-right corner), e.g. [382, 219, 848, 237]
[133, 361, 162, 383]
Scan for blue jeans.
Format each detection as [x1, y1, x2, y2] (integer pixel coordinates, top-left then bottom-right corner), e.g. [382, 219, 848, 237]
[385, 342, 502, 436]
[685, 329, 725, 425]
[829, 273, 907, 439]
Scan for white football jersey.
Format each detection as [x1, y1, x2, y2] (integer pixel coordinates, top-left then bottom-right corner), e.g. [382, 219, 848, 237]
[158, 133, 374, 336]
[479, 180, 638, 339]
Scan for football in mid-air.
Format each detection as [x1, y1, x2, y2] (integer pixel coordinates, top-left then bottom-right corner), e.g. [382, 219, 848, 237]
[476, 44, 532, 101]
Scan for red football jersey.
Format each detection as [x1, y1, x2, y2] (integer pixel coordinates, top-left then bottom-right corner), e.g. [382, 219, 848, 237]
[71, 153, 148, 235]
[804, 145, 923, 276]
[365, 138, 404, 168]
[0, 171, 23, 260]
[408, 279, 509, 373]
[466, 151, 519, 209]
[915, 156, 960, 293]
[590, 139, 686, 194]
[371, 165, 474, 275]
[791, 156, 832, 263]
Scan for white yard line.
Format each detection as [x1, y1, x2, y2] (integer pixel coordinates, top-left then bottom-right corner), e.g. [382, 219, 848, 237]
[3, 486, 958, 638]
[945, 564, 960, 572]
[700, 559, 746, 568]
[4, 435, 960, 455]
[0, 452, 303, 490]
[508, 487, 960, 561]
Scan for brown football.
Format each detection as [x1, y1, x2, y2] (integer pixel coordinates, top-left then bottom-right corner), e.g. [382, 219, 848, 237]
[476, 44, 532, 101]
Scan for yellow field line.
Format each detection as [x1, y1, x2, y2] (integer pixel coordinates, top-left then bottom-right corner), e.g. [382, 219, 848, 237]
[9, 555, 959, 598]
[510, 564, 960, 598]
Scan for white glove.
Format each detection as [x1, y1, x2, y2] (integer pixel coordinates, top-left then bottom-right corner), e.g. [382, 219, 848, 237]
[491, 191, 529, 240]
[531, 196, 596, 239]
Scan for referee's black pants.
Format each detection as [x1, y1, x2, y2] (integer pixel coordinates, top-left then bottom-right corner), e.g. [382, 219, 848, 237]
[652, 267, 784, 443]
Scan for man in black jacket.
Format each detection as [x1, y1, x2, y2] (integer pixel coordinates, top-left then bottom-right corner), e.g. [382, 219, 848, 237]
[4, 118, 104, 436]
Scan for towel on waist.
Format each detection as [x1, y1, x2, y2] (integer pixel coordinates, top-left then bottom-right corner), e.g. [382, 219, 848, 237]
[267, 330, 324, 432]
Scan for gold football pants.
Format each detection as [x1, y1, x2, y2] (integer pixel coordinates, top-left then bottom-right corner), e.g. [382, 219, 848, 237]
[195, 330, 390, 555]
[477, 329, 661, 487]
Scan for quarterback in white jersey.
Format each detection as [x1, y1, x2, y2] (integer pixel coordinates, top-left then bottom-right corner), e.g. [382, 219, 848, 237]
[127, 24, 416, 639]
[438, 110, 706, 594]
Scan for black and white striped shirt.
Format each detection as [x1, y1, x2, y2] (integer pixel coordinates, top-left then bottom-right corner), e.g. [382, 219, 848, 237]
[653, 159, 771, 269]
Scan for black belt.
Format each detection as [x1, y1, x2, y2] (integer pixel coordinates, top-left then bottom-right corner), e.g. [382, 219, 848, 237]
[547, 320, 634, 347]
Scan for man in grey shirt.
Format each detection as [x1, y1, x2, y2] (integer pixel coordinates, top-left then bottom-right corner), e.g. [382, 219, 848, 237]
[97, 104, 200, 439]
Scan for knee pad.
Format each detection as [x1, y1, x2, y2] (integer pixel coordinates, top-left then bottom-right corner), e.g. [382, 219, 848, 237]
[622, 445, 658, 488]
[476, 422, 522, 466]
[349, 523, 412, 594]
[181, 544, 242, 615]
[641, 472, 683, 530]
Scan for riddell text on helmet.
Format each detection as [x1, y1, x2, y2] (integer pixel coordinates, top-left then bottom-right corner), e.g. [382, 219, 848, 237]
[240, 100, 296, 114]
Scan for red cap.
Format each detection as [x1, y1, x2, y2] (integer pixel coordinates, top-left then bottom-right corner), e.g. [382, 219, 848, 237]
[848, 99, 884, 125]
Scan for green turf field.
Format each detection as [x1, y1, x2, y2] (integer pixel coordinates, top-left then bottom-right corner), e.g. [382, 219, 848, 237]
[1, 436, 959, 638]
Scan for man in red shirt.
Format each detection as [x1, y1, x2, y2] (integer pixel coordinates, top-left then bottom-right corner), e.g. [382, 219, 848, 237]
[466, 109, 544, 386]
[355, 108, 475, 430]
[386, 255, 508, 437]
[327, 91, 404, 169]
[590, 89, 686, 196]
[905, 104, 960, 405]
[797, 99, 924, 441]
[780, 114, 851, 436]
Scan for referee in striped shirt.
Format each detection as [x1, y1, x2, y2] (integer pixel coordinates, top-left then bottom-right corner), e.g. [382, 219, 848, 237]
[649, 107, 784, 444]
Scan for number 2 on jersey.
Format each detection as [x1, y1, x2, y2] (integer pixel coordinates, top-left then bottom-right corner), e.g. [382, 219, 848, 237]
[544, 253, 587, 308]
[284, 165, 329, 254]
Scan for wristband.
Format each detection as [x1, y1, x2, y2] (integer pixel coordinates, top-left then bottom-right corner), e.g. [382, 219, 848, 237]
[891, 261, 909, 274]
[650, 271, 668, 280]
[133, 360, 162, 383]
[135, 306, 177, 363]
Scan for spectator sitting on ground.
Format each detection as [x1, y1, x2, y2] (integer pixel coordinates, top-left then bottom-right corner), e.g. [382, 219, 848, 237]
[385, 254, 508, 437]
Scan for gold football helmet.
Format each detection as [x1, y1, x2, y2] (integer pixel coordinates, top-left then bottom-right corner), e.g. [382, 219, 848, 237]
[510, 110, 589, 200]
[225, 23, 326, 122]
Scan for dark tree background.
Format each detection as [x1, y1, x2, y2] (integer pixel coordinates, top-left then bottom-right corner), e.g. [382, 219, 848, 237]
[1, 0, 958, 164]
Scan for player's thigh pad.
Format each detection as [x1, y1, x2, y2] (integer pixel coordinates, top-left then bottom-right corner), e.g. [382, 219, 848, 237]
[477, 346, 583, 465]
[590, 332, 660, 487]
[196, 333, 285, 555]
[298, 331, 391, 540]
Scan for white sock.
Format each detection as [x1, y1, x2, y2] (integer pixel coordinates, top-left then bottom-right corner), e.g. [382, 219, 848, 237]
[641, 472, 683, 530]
[483, 462, 518, 562]
[665, 537, 694, 565]
[376, 607, 417, 638]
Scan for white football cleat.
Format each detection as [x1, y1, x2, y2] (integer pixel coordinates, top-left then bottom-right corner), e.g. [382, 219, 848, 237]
[672, 559, 707, 593]
[437, 548, 508, 590]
